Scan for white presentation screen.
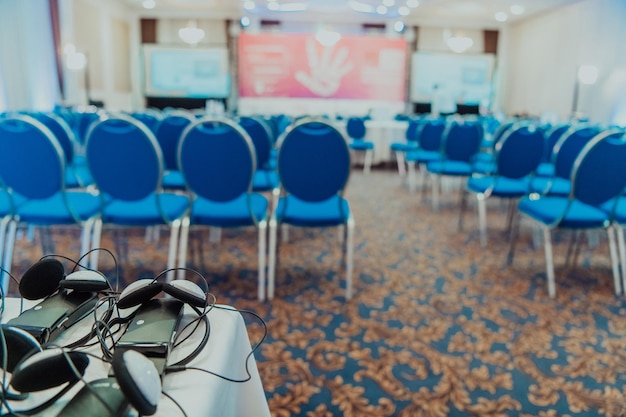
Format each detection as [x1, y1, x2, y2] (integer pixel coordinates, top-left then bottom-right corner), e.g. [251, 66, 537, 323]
[410, 52, 496, 104]
[143, 46, 230, 98]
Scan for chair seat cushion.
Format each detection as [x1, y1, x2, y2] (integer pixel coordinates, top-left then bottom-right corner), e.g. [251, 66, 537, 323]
[471, 161, 497, 175]
[162, 170, 186, 191]
[427, 160, 474, 176]
[405, 150, 442, 163]
[519, 196, 610, 229]
[603, 197, 626, 223]
[190, 193, 268, 227]
[467, 176, 531, 197]
[530, 177, 571, 196]
[276, 195, 351, 227]
[535, 162, 555, 177]
[390, 142, 418, 152]
[349, 141, 374, 151]
[253, 170, 279, 192]
[17, 192, 100, 224]
[103, 193, 189, 226]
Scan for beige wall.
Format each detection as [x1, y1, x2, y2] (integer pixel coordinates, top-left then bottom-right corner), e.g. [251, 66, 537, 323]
[502, 0, 626, 124]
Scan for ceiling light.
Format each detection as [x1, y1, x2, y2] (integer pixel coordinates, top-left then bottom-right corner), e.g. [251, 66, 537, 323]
[240, 16, 251, 27]
[278, 2, 307, 12]
[383, 0, 395, 6]
[495, 12, 508, 22]
[447, 34, 473, 53]
[243, 1, 255, 10]
[348, 1, 374, 13]
[267, 1, 279, 10]
[510, 5, 524, 15]
[142, 0, 155, 9]
[398, 6, 410, 16]
[406, 0, 419, 7]
[376, 5, 388, 14]
[393, 21, 405, 32]
[178, 21, 205, 45]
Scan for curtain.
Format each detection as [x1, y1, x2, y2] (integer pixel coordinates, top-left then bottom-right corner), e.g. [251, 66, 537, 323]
[0, 0, 60, 112]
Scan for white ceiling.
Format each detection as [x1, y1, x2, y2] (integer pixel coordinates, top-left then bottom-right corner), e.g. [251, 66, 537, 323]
[122, 0, 585, 28]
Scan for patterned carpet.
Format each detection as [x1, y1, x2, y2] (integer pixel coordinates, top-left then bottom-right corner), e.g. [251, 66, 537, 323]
[7, 168, 626, 417]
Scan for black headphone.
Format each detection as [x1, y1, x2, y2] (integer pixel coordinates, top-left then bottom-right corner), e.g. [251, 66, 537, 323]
[116, 278, 207, 310]
[19, 258, 111, 300]
[8, 347, 161, 416]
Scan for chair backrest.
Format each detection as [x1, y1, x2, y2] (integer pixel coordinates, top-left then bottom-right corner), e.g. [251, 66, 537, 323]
[0, 115, 65, 199]
[85, 115, 163, 201]
[346, 117, 366, 141]
[495, 123, 545, 179]
[405, 119, 421, 143]
[30, 112, 76, 165]
[154, 110, 195, 171]
[441, 120, 484, 162]
[130, 109, 162, 133]
[74, 110, 101, 145]
[277, 118, 351, 202]
[552, 125, 601, 180]
[542, 124, 570, 163]
[238, 116, 274, 170]
[417, 118, 446, 151]
[178, 117, 256, 202]
[571, 130, 626, 206]
[491, 120, 515, 146]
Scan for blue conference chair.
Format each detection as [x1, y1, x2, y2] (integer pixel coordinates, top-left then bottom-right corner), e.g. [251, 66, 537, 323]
[268, 118, 354, 300]
[238, 116, 279, 193]
[405, 117, 447, 192]
[535, 123, 570, 177]
[509, 130, 626, 298]
[426, 120, 484, 211]
[530, 125, 601, 197]
[130, 108, 162, 133]
[176, 117, 269, 301]
[85, 115, 190, 280]
[153, 110, 195, 190]
[465, 122, 545, 247]
[0, 115, 101, 292]
[390, 119, 421, 177]
[346, 117, 374, 174]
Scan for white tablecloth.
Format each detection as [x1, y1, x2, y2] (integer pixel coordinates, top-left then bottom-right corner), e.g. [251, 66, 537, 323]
[1, 297, 271, 417]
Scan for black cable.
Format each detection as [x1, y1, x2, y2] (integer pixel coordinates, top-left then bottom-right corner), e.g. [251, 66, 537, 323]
[72, 247, 121, 294]
[0, 326, 14, 416]
[0, 267, 23, 314]
[161, 390, 189, 417]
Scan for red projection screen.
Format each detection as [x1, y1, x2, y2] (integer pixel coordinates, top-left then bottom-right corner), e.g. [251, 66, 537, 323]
[238, 33, 407, 102]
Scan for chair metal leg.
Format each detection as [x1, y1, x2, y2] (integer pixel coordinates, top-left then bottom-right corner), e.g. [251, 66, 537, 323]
[166, 220, 181, 282]
[607, 226, 621, 295]
[477, 194, 487, 248]
[543, 226, 556, 298]
[177, 217, 190, 280]
[506, 209, 521, 266]
[267, 219, 277, 300]
[89, 218, 102, 270]
[363, 150, 373, 174]
[458, 186, 468, 232]
[432, 175, 440, 211]
[79, 218, 94, 268]
[258, 220, 267, 301]
[395, 151, 406, 177]
[346, 218, 355, 300]
[0, 217, 11, 295]
[407, 162, 417, 192]
[617, 226, 626, 294]
[1, 220, 16, 295]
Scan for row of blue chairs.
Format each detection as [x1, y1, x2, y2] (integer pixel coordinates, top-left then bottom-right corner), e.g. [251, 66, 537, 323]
[0, 114, 354, 301]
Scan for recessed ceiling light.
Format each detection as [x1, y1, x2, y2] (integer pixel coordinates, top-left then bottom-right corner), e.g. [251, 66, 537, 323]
[398, 6, 410, 16]
[267, 1, 279, 10]
[376, 5, 388, 14]
[142, 0, 155, 9]
[510, 5, 525, 15]
[406, 0, 419, 7]
[243, 1, 255, 11]
[348, 1, 374, 13]
[495, 12, 508, 22]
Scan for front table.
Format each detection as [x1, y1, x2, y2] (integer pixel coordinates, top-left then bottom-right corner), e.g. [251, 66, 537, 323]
[0, 297, 271, 417]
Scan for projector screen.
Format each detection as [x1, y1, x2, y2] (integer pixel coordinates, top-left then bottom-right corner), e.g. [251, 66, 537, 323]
[142, 45, 230, 98]
[410, 52, 496, 105]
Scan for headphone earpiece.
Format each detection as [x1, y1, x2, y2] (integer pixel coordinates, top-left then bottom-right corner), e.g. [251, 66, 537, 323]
[19, 259, 65, 300]
[112, 349, 161, 416]
[10, 348, 89, 392]
[0, 325, 42, 373]
[163, 280, 207, 308]
[59, 270, 111, 292]
[117, 279, 207, 310]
